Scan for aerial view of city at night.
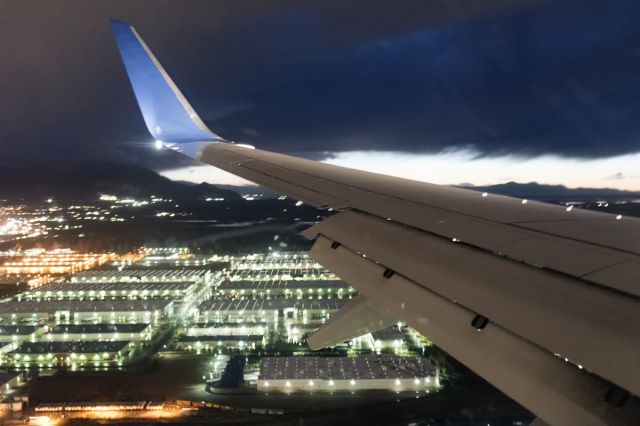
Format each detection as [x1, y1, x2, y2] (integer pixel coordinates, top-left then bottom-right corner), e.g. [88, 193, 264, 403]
[2, 1, 640, 425]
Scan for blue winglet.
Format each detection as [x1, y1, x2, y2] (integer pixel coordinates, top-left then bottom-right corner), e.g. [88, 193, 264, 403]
[111, 20, 222, 144]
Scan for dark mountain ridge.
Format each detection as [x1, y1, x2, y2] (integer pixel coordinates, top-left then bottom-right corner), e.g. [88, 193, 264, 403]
[2, 160, 638, 204]
[461, 181, 640, 201]
[0, 161, 241, 202]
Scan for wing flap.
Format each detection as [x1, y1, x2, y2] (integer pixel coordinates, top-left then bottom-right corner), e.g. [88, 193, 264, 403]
[584, 261, 640, 295]
[308, 234, 640, 426]
[306, 295, 396, 350]
[303, 210, 640, 396]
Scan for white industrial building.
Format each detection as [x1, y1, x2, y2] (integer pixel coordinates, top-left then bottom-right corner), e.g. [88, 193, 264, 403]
[257, 355, 439, 393]
[0, 299, 173, 323]
[45, 323, 152, 342]
[19, 281, 197, 301]
[8, 340, 135, 368]
[216, 279, 353, 299]
[196, 298, 346, 323]
[177, 334, 264, 351]
[186, 322, 267, 337]
[71, 268, 211, 283]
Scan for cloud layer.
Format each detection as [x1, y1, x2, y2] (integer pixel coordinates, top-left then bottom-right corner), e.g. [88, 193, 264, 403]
[1, 0, 640, 171]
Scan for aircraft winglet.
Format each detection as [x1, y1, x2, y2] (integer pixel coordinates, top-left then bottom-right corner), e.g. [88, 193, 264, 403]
[110, 20, 223, 144]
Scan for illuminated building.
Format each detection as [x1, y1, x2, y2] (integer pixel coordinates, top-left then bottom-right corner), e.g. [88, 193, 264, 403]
[0, 216, 46, 243]
[230, 252, 324, 272]
[45, 323, 152, 342]
[0, 299, 173, 323]
[216, 279, 353, 299]
[180, 321, 268, 351]
[227, 253, 336, 281]
[196, 298, 345, 323]
[257, 355, 440, 393]
[177, 334, 264, 351]
[8, 341, 134, 368]
[0, 251, 112, 276]
[35, 400, 173, 413]
[71, 268, 210, 283]
[186, 322, 266, 336]
[20, 281, 198, 301]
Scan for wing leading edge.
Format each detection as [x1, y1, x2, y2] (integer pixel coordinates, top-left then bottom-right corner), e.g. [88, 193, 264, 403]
[111, 22, 640, 426]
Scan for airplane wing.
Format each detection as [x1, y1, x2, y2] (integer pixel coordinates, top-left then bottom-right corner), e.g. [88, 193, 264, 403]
[111, 21, 640, 425]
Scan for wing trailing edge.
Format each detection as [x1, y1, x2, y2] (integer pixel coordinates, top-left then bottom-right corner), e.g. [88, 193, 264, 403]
[305, 232, 640, 426]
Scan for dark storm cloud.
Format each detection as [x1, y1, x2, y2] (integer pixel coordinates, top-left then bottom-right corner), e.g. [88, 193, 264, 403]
[214, 0, 640, 157]
[1, 0, 639, 170]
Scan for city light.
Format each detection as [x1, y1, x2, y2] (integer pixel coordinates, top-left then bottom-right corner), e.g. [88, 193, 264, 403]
[0, 250, 113, 276]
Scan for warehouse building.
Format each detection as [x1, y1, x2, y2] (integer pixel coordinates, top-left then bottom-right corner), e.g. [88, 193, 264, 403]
[227, 267, 336, 282]
[71, 269, 211, 284]
[45, 323, 153, 342]
[197, 299, 282, 323]
[186, 322, 266, 337]
[230, 252, 323, 272]
[0, 299, 173, 323]
[196, 298, 346, 323]
[8, 340, 134, 368]
[288, 299, 346, 323]
[19, 281, 197, 301]
[216, 280, 352, 299]
[257, 355, 439, 393]
[0, 252, 112, 276]
[127, 260, 221, 270]
[227, 253, 337, 282]
[177, 334, 264, 351]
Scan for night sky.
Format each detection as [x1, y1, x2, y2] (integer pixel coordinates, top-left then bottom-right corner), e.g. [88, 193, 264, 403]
[2, 1, 640, 188]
